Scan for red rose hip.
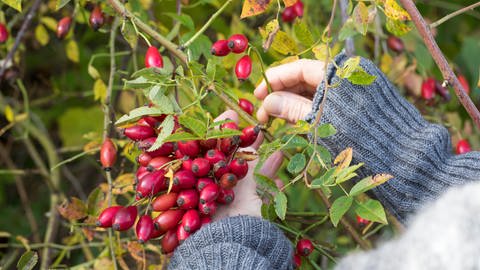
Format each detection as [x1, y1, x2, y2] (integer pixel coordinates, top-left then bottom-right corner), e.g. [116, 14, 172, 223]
[154, 209, 184, 232]
[148, 156, 172, 171]
[161, 229, 179, 253]
[421, 78, 436, 101]
[137, 152, 152, 167]
[136, 170, 167, 198]
[56, 16, 72, 39]
[176, 224, 191, 243]
[239, 125, 260, 147]
[356, 215, 369, 226]
[177, 140, 200, 157]
[112, 206, 138, 231]
[124, 125, 156, 141]
[219, 173, 238, 189]
[0, 23, 8, 43]
[199, 183, 220, 203]
[387, 36, 404, 53]
[145, 46, 164, 68]
[296, 239, 313, 256]
[210, 40, 231, 56]
[293, 254, 302, 268]
[89, 5, 105, 31]
[456, 139, 472, 154]
[213, 160, 230, 179]
[217, 188, 235, 204]
[282, 6, 296, 23]
[205, 149, 226, 165]
[96, 206, 122, 228]
[235, 55, 252, 81]
[136, 215, 154, 243]
[293, 1, 304, 17]
[100, 138, 117, 170]
[152, 192, 178, 212]
[229, 158, 248, 179]
[181, 209, 201, 233]
[191, 158, 211, 177]
[176, 189, 199, 209]
[199, 200, 217, 216]
[172, 170, 197, 191]
[197, 177, 215, 192]
[238, 98, 254, 115]
[227, 34, 248, 54]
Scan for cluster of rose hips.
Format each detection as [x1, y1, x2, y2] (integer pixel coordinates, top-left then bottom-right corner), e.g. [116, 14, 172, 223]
[292, 238, 313, 268]
[96, 113, 260, 253]
[211, 34, 252, 81]
[281, 1, 304, 23]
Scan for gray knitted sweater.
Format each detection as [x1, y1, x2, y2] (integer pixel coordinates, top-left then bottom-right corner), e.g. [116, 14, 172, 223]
[169, 53, 480, 269]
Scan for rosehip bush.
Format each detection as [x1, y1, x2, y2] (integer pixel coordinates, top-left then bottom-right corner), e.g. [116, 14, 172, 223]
[0, 0, 478, 269]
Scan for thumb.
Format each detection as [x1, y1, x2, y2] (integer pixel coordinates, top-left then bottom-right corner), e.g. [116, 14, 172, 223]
[257, 91, 313, 123]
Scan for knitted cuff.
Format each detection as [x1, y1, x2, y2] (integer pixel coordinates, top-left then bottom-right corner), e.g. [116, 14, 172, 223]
[168, 215, 294, 270]
[305, 52, 480, 223]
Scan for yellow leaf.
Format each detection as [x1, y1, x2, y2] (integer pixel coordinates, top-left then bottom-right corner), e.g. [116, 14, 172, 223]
[312, 44, 329, 60]
[88, 64, 100, 79]
[40, 17, 58, 31]
[241, 0, 272, 19]
[4, 105, 14, 122]
[353, 2, 369, 35]
[66, 39, 79, 63]
[2, 0, 21, 12]
[166, 168, 174, 194]
[35, 24, 49, 46]
[372, 173, 394, 185]
[380, 53, 393, 73]
[93, 79, 107, 102]
[384, 0, 410, 21]
[334, 147, 353, 172]
[283, 0, 296, 7]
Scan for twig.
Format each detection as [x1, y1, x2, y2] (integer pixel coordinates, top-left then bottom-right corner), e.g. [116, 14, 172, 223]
[430, 1, 480, 28]
[399, 0, 480, 130]
[0, 0, 42, 82]
[181, 0, 233, 48]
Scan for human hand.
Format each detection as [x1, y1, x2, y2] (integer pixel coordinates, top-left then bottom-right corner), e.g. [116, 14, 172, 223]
[254, 59, 325, 123]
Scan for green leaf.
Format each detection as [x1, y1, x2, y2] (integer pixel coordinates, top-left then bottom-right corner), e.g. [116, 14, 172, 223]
[330, 196, 353, 227]
[255, 173, 280, 195]
[352, 2, 369, 35]
[317, 123, 336, 138]
[35, 24, 49, 46]
[164, 132, 201, 142]
[338, 18, 358, 41]
[121, 20, 138, 49]
[335, 163, 363, 184]
[86, 188, 104, 216]
[164, 13, 194, 30]
[293, 19, 314, 47]
[282, 135, 309, 150]
[181, 33, 212, 61]
[349, 173, 394, 196]
[205, 128, 242, 139]
[311, 167, 336, 188]
[274, 192, 287, 220]
[148, 115, 175, 151]
[386, 18, 412, 36]
[178, 115, 207, 137]
[336, 56, 361, 79]
[257, 139, 283, 162]
[56, 0, 71, 10]
[355, 199, 387, 224]
[347, 69, 377, 85]
[115, 106, 165, 125]
[284, 120, 311, 134]
[3, 0, 21, 11]
[124, 76, 151, 89]
[148, 86, 174, 113]
[66, 39, 79, 63]
[261, 203, 277, 221]
[337, 57, 376, 85]
[16, 251, 38, 270]
[287, 153, 306, 174]
[88, 64, 100, 79]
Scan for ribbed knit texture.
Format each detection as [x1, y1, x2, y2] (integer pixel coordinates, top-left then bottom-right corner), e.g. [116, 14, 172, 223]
[305, 52, 480, 223]
[168, 215, 294, 270]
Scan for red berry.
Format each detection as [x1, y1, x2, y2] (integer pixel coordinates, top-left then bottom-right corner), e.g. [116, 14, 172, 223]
[235, 55, 252, 81]
[191, 158, 211, 177]
[229, 158, 248, 179]
[205, 149, 226, 165]
[56, 16, 72, 39]
[176, 224, 191, 243]
[136, 215, 154, 244]
[238, 98, 254, 115]
[150, 225, 165, 239]
[219, 173, 238, 189]
[161, 229, 179, 254]
[175, 149, 185, 159]
[199, 183, 220, 204]
[458, 75, 470, 95]
[199, 139, 217, 150]
[137, 152, 152, 167]
[421, 78, 436, 101]
[296, 239, 313, 256]
[136, 166, 150, 181]
[147, 142, 175, 157]
[356, 215, 369, 226]
[293, 254, 302, 268]
[0, 23, 8, 43]
[176, 189, 199, 209]
[201, 217, 212, 225]
[197, 177, 214, 192]
[136, 170, 167, 198]
[198, 200, 217, 216]
[435, 80, 450, 101]
[112, 206, 138, 231]
[147, 156, 172, 171]
[172, 170, 197, 191]
[239, 125, 260, 147]
[100, 138, 117, 170]
[124, 125, 156, 141]
[152, 192, 178, 212]
[282, 6, 297, 23]
[293, 1, 304, 17]
[213, 160, 230, 179]
[89, 5, 105, 31]
[456, 139, 472, 154]
[177, 140, 200, 157]
[154, 209, 184, 232]
[145, 46, 164, 68]
[210, 40, 231, 56]
[96, 206, 122, 228]
[182, 158, 194, 172]
[137, 116, 159, 128]
[221, 121, 239, 130]
[216, 188, 235, 204]
[182, 209, 201, 233]
[220, 137, 240, 155]
[387, 36, 404, 53]
[227, 34, 248, 54]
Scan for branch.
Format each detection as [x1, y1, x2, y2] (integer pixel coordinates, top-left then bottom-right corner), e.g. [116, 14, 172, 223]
[430, 1, 480, 28]
[107, 0, 187, 64]
[0, 0, 42, 82]
[399, 0, 480, 130]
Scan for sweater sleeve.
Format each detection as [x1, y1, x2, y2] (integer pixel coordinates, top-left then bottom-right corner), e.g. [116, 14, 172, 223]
[305, 52, 480, 223]
[168, 215, 294, 270]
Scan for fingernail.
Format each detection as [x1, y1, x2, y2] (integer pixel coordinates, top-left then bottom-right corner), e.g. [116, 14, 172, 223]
[263, 94, 283, 116]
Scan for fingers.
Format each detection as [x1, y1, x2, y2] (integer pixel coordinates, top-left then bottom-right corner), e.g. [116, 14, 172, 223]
[254, 59, 325, 100]
[259, 151, 284, 179]
[214, 109, 239, 124]
[257, 91, 313, 124]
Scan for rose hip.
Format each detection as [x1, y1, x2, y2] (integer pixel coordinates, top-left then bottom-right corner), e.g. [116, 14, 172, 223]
[205, 149, 226, 165]
[239, 126, 260, 147]
[293, 254, 302, 268]
[235, 55, 252, 81]
[282, 6, 296, 23]
[177, 140, 200, 157]
[219, 173, 238, 189]
[199, 183, 220, 204]
[176, 224, 191, 243]
[172, 170, 197, 190]
[421, 78, 436, 101]
[456, 139, 472, 154]
[136, 170, 167, 198]
[154, 209, 184, 232]
[220, 136, 240, 155]
[296, 239, 313, 256]
[147, 156, 172, 171]
[176, 189, 199, 209]
[136, 215, 154, 244]
[89, 5, 105, 31]
[124, 125, 156, 141]
[356, 215, 369, 226]
[210, 40, 231, 56]
[148, 142, 174, 157]
[0, 23, 8, 43]
[199, 139, 217, 150]
[227, 34, 248, 54]
[182, 158, 194, 172]
[96, 206, 122, 228]
[201, 217, 212, 225]
[182, 209, 201, 233]
[112, 206, 138, 231]
[191, 158, 211, 177]
[137, 116, 159, 128]
[136, 166, 150, 181]
[221, 121, 239, 130]
[293, 0, 304, 17]
[387, 36, 404, 53]
[213, 160, 230, 179]
[152, 192, 178, 212]
[145, 46, 164, 68]
[161, 228, 179, 253]
[100, 138, 117, 170]
[238, 98, 254, 115]
[137, 152, 152, 167]
[199, 200, 217, 216]
[217, 188, 235, 204]
[229, 158, 248, 179]
[197, 177, 214, 192]
[56, 16, 72, 39]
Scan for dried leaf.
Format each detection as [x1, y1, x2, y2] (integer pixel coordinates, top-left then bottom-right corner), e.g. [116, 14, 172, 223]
[57, 197, 87, 221]
[383, 0, 411, 21]
[241, 0, 272, 18]
[234, 150, 258, 161]
[334, 147, 353, 172]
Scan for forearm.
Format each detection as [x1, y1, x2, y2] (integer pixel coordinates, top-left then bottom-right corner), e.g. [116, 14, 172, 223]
[306, 52, 480, 223]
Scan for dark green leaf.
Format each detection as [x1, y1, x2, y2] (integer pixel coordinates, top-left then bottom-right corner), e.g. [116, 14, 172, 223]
[282, 135, 309, 150]
[148, 115, 175, 151]
[163, 132, 201, 142]
[164, 13, 195, 30]
[205, 128, 242, 139]
[287, 153, 306, 174]
[115, 106, 165, 125]
[255, 173, 280, 195]
[16, 251, 38, 270]
[355, 199, 387, 224]
[349, 174, 393, 196]
[330, 196, 353, 227]
[178, 115, 207, 137]
[274, 192, 287, 220]
[317, 123, 336, 138]
[311, 167, 336, 188]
